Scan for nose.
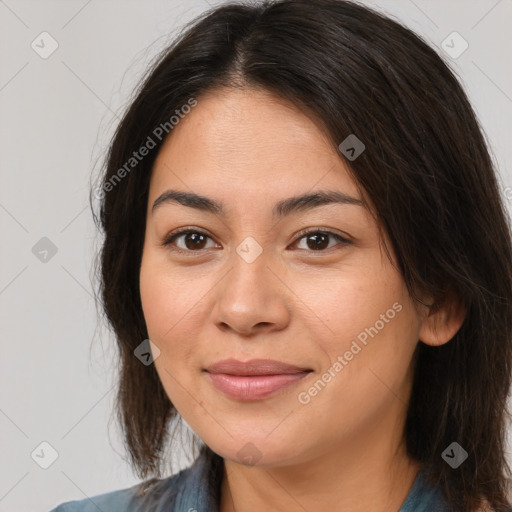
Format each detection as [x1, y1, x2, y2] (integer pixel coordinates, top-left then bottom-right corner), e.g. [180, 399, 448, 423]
[211, 248, 291, 337]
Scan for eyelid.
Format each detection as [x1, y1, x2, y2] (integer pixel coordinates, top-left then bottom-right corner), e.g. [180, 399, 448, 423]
[291, 227, 352, 245]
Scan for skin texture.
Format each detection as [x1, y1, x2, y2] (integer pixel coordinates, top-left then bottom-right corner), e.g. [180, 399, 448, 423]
[139, 88, 465, 512]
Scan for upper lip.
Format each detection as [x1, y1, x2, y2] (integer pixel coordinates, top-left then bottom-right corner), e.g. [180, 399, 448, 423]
[205, 358, 311, 376]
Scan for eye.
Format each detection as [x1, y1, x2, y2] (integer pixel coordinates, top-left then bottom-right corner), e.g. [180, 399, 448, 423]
[161, 228, 220, 252]
[161, 227, 352, 254]
[291, 229, 352, 252]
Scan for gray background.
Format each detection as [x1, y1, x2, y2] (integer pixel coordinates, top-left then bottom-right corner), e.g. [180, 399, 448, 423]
[0, 1, 511, 511]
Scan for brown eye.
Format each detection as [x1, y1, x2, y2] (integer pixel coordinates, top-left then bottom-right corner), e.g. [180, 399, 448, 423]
[162, 230, 219, 252]
[293, 230, 351, 251]
[181, 232, 208, 250]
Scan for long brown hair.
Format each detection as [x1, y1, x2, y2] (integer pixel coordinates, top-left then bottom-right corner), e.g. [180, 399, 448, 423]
[91, 1, 512, 510]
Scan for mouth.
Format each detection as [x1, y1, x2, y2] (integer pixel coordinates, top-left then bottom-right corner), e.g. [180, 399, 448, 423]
[204, 358, 313, 400]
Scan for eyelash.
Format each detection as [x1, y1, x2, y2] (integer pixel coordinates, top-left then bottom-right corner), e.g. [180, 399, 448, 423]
[160, 227, 352, 254]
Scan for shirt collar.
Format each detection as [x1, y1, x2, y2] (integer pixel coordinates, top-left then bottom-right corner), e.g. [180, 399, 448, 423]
[138, 448, 446, 512]
[169, 446, 222, 512]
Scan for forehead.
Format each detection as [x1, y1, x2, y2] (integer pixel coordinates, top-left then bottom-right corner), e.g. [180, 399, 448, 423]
[149, 87, 361, 207]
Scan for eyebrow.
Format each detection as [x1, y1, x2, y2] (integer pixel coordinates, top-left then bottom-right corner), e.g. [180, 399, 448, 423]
[151, 188, 364, 218]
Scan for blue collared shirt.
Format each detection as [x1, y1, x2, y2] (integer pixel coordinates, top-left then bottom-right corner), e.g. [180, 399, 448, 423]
[49, 448, 448, 511]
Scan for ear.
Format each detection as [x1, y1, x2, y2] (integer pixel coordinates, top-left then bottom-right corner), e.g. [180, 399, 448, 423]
[418, 293, 466, 347]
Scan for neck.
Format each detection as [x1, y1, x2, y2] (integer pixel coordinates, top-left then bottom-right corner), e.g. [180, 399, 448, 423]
[219, 404, 420, 512]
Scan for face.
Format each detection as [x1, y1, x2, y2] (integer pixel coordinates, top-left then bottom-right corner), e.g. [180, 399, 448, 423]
[139, 87, 425, 468]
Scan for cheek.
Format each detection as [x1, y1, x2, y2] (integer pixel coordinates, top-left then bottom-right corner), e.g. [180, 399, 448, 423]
[139, 252, 215, 378]
[139, 256, 202, 410]
[139, 253, 200, 341]
[139, 261, 171, 341]
[304, 259, 418, 393]
[324, 296, 418, 399]
[297, 258, 405, 347]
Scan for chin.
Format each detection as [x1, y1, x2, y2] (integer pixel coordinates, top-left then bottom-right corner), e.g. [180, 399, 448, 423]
[208, 435, 306, 468]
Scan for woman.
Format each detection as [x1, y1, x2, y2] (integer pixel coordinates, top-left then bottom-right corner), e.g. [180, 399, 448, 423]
[50, 0, 512, 510]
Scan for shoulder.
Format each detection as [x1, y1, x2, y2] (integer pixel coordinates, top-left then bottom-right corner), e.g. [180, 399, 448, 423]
[47, 472, 190, 512]
[47, 482, 146, 512]
[399, 469, 449, 512]
[47, 453, 215, 512]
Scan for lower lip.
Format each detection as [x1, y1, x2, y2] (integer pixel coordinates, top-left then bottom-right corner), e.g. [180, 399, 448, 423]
[205, 371, 311, 400]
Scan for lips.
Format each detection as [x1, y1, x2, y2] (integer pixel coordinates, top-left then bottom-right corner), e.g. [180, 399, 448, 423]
[205, 358, 311, 376]
[204, 359, 312, 400]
